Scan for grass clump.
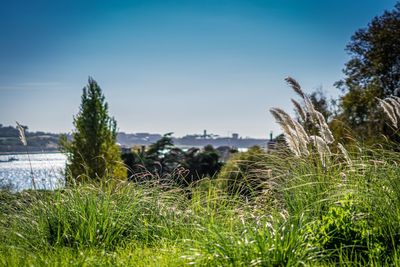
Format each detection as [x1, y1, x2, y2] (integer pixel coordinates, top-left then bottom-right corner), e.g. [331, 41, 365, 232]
[2, 184, 194, 251]
[187, 212, 318, 266]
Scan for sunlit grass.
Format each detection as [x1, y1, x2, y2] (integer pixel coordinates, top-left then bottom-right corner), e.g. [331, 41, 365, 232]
[1, 146, 400, 266]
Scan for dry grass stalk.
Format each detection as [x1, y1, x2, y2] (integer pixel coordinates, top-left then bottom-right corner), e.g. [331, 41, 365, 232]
[286, 127, 302, 157]
[285, 76, 318, 125]
[272, 77, 339, 164]
[291, 99, 306, 122]
[272, 107, 296, 129]
[309, 135, 331, 166]
[391, 96, 400, 104]
[270, 108, 309, 157]
[302, 95, 319, 125]
[386, 97, 400, 121]
[315, 111, 335, 144]
[270, 109, 301, 157]
[273, 107, 309, 145]
[291, 120, 310, 148]
[309, 135, 331, 154]
[285, 76, 304, 98]
[377, 98, 398, 128]
[337, 143, 352, 166]
[16, 121, 27, 146]
[16, 121, 36, 190]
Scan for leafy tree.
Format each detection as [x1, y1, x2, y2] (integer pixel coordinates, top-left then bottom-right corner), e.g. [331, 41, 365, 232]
[122, 135, 223, 186]
[60, 77, 125, 185]
[179, 145, 223, 186]
[145, 133, 179, 175]
[122, 133, 181, 182]
[336, 2, 400, 141]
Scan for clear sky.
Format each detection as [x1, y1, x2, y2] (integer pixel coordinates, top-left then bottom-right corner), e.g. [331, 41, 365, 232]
[0, 0, 397, 138]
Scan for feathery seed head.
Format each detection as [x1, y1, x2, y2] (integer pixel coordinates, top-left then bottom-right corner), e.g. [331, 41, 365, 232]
[377, 98, 398, 128]
[16, 121, 27, 146]
[285, 77, 305, 99]
[315, 111, 335, 144]
[386, 97, 400, 120]
[270, 108, 302, 157]
[291, 99, 306, 122]
[309, 135, 331, 166]
[337, 143, 352, 166]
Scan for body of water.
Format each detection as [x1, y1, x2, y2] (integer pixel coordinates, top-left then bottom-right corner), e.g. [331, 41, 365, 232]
[0, 152, 66, 191]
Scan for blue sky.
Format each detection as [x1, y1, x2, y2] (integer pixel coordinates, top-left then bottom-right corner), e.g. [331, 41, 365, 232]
[0, 0, 397, 138]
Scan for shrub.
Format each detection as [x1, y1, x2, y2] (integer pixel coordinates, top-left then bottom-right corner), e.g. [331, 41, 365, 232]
[217, 145, 299, 201]
[308, 194, 384, 261]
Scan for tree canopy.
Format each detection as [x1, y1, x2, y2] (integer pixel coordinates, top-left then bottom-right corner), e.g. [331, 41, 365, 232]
[122, 134, 223, 186]
[336, 2, 400, 141]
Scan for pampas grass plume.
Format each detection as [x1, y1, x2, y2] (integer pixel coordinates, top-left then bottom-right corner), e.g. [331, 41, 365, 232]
[285, 76, 305, 98]
[291, 99, 306, 122]
[377, 98, 398, 128]
[16, 121, 27, 146]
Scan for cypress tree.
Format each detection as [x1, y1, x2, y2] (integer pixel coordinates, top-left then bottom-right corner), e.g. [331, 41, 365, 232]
[60, 77, 125, 185]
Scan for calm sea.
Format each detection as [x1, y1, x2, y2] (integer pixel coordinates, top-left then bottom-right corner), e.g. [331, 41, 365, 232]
[0, 152, 66, 191]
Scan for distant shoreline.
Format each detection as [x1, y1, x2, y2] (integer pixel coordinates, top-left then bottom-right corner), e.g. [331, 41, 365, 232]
[0, 150, 61, 156]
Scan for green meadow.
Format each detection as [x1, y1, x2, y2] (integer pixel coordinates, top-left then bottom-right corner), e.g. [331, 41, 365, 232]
[2, 143, 400, 266]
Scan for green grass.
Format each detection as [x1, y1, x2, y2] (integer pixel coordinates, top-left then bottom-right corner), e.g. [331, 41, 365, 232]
[1, 147, 400, 266]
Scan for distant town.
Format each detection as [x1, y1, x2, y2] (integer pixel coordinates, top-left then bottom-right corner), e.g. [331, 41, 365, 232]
[118, 130, 272, 149]
[0, 124, 275, 153]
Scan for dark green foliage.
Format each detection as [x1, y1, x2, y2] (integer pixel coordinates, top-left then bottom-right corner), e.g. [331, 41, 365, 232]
[120, 148, 146, 180]
[309, 194, 384, 261]
[179, 145, 223, 186]
[122, 135, 223, 186]
[143, 133, 178, 176]
[60, 77, 125, 185]
[336, 2, 400, 141]
[122, 133, 179, 183]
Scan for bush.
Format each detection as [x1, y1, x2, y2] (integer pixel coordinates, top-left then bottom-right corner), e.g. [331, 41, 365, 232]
[217, 146, 293, 200]
[308, 194, 384, 260]
[217, 146, 267, 197]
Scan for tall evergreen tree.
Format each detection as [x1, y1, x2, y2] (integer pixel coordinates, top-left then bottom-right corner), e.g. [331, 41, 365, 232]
[60, 77, 125, 185]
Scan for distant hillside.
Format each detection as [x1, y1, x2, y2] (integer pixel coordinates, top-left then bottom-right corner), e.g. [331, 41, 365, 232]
[0, 124, 60, 153]
[117, 132, 269, 149]
[0, 124, 270, 153]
